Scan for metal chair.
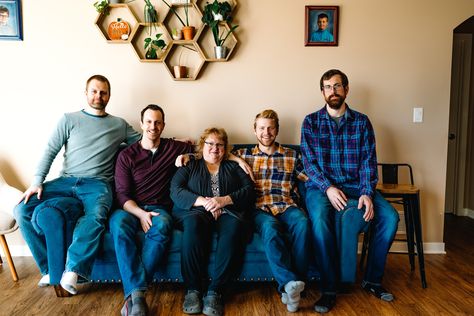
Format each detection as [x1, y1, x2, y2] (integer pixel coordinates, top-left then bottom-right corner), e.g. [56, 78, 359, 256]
[0, 173, 23, 282]
[360, 163, 427, 288]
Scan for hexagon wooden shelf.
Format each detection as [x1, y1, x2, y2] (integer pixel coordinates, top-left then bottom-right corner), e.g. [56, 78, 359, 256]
[95, 4, 139, 43]
[130, 23, 172, 62]
[163, 42, 205, 80]
[94, 0, 239, 80]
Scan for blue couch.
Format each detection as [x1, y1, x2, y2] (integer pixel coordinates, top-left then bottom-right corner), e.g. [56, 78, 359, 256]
[32, 144, 323, 296]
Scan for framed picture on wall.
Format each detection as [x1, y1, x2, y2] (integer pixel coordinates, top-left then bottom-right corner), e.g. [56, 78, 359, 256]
[305, 5, 339, 47]
[0, 0, 22, 40]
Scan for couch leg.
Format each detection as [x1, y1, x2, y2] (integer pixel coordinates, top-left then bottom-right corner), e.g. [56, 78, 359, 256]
[54, 285, 73, 297]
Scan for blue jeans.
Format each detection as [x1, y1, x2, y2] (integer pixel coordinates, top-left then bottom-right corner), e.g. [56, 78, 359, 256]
[334, 200, 369, 283]
[252, 207, 310, 292]
[109, 206, 173, 298]
[14, 177, 112, 279]
[305, 187, 399, 293]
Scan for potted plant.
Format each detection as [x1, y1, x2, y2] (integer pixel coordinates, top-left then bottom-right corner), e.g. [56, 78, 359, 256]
[173, 44, 196, 78]
[171, 27, 182, 40]
[94, 0, 110, 15]
[201, 0, 238, 59]
[161, 0, 195, 40]
[144, 32, 166, 59]
[202, 0, 232, 22]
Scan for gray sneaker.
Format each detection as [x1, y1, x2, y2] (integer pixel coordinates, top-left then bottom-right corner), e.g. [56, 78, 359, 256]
[183, 290, 202, 314]
[203, 291, 223, 316]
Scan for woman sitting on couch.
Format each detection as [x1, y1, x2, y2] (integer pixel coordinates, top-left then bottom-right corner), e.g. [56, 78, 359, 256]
[170, 127, 255, 316]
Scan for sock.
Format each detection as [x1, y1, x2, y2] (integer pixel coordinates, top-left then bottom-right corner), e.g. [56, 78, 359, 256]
[60, 271, 78, 295]
[284, 281, 305, 312]
[121, 297, 133, 316]
[38, 274, 50, 287]
[130, 290, 147, 316]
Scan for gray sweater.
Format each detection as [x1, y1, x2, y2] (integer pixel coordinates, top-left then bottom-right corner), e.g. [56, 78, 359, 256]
[32, 110, 140, 186]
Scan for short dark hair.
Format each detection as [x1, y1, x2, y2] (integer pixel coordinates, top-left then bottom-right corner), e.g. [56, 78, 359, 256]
[86, 74, 111, 94]
[317, 13, 329, 21]
[320, 69, 349, 91]
[140, 104, 165, 123]
[0, 6, 9, 16]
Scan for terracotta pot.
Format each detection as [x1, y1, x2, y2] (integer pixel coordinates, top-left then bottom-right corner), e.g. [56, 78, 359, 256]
[173, 65, 187, 78]
[182, 26, 195, 41]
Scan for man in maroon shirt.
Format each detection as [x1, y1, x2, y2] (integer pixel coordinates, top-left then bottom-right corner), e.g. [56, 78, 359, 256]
[110, 104, 194, 316]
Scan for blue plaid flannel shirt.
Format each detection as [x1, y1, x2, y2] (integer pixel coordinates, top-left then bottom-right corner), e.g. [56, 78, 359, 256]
[300, 105, 378, 198]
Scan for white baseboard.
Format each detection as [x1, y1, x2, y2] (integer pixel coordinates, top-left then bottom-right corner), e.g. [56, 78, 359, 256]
[358, 241, 445, 254]
[5, 242, 447, 258]
[388, 241, 446, 254]
[2, 245, 32, 257]
[457, 208, 474, 219]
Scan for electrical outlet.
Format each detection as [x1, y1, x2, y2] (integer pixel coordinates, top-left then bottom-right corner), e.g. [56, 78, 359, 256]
[413, 107, 423, 123]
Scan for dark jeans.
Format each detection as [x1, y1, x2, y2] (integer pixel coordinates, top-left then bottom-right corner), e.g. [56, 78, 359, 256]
[252, 207, 310, 292]
[305, 187, 399, 293]
[109, 206, 173, 298]
[173, 207, 246, 293]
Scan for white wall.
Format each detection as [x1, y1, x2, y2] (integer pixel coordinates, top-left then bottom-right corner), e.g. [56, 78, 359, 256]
[2, 0, 474, 252]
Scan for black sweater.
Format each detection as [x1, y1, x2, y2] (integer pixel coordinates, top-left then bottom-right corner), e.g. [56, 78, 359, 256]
[170, 158, 255, 220]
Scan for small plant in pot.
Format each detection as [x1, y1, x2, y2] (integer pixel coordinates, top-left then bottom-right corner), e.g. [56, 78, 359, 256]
[202, 0, 238, 59]
[161, 0, 195, 40]
[94, 0, 110, 15]
[144, 32, 166, 59]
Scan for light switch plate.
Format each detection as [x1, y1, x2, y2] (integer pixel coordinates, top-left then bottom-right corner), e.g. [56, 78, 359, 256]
[413, 107, 423, 123]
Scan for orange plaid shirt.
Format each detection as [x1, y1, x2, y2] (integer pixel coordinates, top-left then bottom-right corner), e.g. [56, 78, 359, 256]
[234, 144, 308, 216]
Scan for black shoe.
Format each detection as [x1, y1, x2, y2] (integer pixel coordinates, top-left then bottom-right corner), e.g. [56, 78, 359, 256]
[183, 290, 202, 314]
[362, 282, 394, 302]
[203, 291, 223, 316]
[314, 294, 336, 313]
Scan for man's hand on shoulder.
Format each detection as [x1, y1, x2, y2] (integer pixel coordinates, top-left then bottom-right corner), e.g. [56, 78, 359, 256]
[228, 153, 255, 182]
[20, 184, 43, 204]
[175, 154, 191, 167]
[358, 195, 374, 221]
[325, 186, 347, 211]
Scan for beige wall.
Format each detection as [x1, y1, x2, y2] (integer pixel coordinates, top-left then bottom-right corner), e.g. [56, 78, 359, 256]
[1, 0, 473, 252]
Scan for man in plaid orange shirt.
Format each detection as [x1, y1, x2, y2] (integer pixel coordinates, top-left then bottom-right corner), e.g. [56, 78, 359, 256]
[233, 109, 310, 313]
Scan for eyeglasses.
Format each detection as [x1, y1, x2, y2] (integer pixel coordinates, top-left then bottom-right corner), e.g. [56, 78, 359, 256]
[323, 83, 344, 92]
[204, 141, 225, 149]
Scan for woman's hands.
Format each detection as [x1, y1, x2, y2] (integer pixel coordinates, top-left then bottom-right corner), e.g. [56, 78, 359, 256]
[195, 195, 233, 220]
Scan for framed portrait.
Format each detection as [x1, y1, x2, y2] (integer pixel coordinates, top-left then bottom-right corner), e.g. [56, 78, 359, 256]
[305, 5, 339, 47]
[0, 0, 22, 40]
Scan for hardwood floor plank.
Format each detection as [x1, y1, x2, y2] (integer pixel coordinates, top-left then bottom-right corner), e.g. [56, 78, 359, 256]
[1, 215, 473, 315]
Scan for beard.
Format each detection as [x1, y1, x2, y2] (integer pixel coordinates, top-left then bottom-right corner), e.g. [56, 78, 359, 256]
[257, 135, 276, 148]
[325, 93, 345, 110]
[89, 100, 106, 111]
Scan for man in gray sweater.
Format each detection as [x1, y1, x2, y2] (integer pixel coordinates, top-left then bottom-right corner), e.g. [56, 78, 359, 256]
[14, 74, 141, 295]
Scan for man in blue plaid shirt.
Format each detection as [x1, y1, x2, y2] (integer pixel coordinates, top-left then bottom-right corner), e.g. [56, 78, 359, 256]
[301, 69, 399, 313]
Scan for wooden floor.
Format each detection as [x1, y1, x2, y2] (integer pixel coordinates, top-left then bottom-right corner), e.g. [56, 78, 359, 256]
[1, 214, 473, 316]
